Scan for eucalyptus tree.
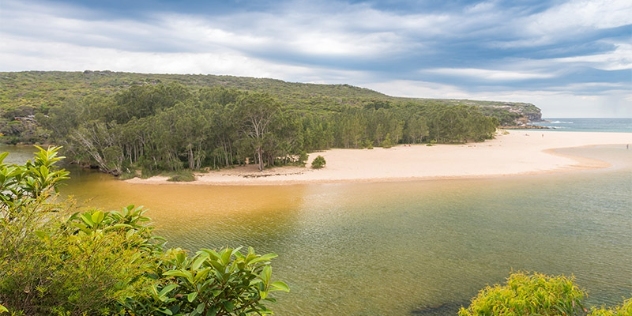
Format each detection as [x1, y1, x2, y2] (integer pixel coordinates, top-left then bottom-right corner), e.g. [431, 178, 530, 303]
[68, 120, 125, 174]
[403, 115, 429, 144]
[113, 82, 191, 123]
[236, 92, 281, 171]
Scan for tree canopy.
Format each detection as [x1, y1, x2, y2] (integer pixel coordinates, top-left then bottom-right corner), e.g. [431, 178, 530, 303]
[0, 71, 541, 175]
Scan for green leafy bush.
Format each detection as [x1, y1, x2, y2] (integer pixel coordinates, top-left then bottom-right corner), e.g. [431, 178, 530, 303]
[128, 247, 289, 315]
[590, 298, 632, 316]
[381, 133, 393, 148]
[311, 155, 326, 169]
[459, 272, 587, 316]
[166, 170, 196, 182]
[0, 147, 288, 315]
[298, 151, 309, 166]
[460, 271, 632, 316]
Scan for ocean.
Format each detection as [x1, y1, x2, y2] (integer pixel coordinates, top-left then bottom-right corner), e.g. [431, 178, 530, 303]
[532, 118, 632, 133]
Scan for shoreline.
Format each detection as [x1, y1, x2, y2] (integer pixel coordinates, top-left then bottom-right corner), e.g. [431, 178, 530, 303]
[125, 130, 632, 186]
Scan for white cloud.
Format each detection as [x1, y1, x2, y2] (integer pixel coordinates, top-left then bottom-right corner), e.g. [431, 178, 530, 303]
[424, 68, 556, 80]
[552, 43, 632, 71]
[496, 0, 632, 48]
[530, 0, 632, 31]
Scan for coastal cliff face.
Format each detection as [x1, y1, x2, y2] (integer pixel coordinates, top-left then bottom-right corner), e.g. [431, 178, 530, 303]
[503, 103, 542, 122]
[502, 103, 543, 123]
[440, 99, 543, 125]
[478, 102, 542, 123]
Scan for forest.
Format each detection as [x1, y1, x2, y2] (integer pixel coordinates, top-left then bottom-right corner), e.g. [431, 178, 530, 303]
[0, 71, 530, 176]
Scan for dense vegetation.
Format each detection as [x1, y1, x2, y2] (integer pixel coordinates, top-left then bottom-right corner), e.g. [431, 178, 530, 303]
[459, 272, 631, 316]
[0, 147, 289, 315]
[0, 71, 542, 175]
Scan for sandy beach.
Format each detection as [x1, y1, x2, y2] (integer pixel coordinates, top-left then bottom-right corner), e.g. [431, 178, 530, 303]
[126, 130, 632, 185]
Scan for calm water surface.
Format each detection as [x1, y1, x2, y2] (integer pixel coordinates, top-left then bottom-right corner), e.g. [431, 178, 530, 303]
[3, 145, 631, 315]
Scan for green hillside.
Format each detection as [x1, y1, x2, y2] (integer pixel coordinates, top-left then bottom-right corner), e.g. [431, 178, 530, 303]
[0, 71, 540, 121]
[0, 71, 541, 175]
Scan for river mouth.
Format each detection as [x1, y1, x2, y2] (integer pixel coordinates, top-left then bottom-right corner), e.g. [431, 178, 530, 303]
[3, 144, 631, 315]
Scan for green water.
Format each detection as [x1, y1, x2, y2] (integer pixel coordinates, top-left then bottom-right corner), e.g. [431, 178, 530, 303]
[3, 145, 631, 315]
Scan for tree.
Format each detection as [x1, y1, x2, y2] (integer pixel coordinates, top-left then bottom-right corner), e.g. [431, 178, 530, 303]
[236, 93, 280, 171]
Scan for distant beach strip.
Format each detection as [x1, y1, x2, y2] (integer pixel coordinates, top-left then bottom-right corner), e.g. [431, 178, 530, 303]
[126, 130, 632, 185]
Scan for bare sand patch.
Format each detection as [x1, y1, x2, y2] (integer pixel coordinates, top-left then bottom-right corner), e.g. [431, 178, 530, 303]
[125, 130, 632, 185]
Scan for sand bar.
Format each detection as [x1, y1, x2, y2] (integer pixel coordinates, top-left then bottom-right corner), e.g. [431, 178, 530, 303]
[126, 130, 632, 185]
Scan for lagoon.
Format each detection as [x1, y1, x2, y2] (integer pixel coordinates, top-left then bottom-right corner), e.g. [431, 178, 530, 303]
[3, 144, 631, 315]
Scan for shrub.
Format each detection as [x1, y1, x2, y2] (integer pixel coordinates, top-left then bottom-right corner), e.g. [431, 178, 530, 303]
[362, 139, 373, 149]
[166, 170, 196, 182]
[459, 272, 587, 316]
[128, 247, 290, 315]
[460, 271, 632, 316]
[311, 155, 326, 169]
[298, 151, 309, 166]
[0, 147, 289, 315]
[381, 133, 392, 148]
[590, 298, 632, 316]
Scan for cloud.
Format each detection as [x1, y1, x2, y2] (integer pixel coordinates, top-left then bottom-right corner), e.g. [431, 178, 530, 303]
[424, 68, 556, 81]
[552, 42, 632, 71]
[0, 0, 630, 117]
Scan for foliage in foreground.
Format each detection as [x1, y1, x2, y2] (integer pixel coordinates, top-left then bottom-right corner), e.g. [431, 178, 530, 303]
[0, 147, 289, 315]
[459, 271, 631, 316]
[589, 298, 632, 316]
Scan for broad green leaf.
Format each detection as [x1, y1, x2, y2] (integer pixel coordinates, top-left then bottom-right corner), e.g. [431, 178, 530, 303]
[158, 284, 178, 300]
[91, 210, 104, 225]
[260, 265, 272, 284]
[196, 302, 205, 313]
[223, 301, 235, 312]
[191, 253, 209, 270]
[230, 246, 243, 257]
[248, 253, 278, 265]
[163, 270, 191, 278]
[207, 305, 219, 316]
[270, 281, 290, 292]
[103, 223, 133, 232]
[187, 291, 198, 303]
[80, 213, 95, 227]
[176, 250, 187, 265]
[0, 152, 9, 164]
[209, 259, 225, 272]
[193, 268, 211, 283]
[200, 248, 221, 260]
[220, 248, 232, 265]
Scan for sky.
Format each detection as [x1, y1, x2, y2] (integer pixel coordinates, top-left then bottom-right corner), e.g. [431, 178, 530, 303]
[1, 0, 630, 117]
